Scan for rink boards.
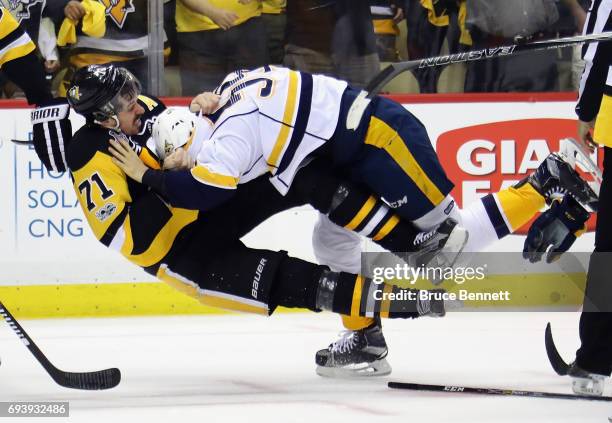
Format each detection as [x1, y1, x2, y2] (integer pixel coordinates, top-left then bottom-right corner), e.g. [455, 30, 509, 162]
[0, 93, 599, 318]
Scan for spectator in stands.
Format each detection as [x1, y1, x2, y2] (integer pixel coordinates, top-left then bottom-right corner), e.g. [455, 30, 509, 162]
[175, 0, 268, 95]
[58, 0, 169, 96]
[370, 0, 404, 63]
[464, 0, 560, 92]
[262, 0, 286, 65]
[0, 1, 67, 98]
[403, 0, 472, 93]
[284, 0, 379, 89]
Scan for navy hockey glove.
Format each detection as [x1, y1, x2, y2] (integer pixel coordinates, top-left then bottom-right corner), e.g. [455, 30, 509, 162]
[523, 195, 589, 263]
[32, 98, 72, 172]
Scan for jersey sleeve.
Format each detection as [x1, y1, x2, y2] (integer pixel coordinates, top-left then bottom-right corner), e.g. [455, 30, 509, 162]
[142, 113, 260, 211]
[576, 0, 612, 122]
[0, 7, 51, 104]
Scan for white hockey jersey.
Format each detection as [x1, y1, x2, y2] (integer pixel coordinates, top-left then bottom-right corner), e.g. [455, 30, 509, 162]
[189, 66, 348, 195]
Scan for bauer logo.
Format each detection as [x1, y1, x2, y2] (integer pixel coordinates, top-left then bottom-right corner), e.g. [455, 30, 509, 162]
[436, 119, 602, 233]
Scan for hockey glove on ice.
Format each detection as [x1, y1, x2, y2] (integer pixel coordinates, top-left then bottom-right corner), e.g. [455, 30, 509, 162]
[32, 98, 72, 172]
[523, 195, 589, 263]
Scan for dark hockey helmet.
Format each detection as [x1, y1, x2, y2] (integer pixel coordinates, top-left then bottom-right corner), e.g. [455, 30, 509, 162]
[67, 64, 141, 122]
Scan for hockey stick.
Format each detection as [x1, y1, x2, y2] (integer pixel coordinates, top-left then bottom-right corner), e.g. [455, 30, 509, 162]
[388, 382, 612, 402]
[0, 301, 121, 390]
[366, 31, 612, 97]
[545, 322, 571, 376]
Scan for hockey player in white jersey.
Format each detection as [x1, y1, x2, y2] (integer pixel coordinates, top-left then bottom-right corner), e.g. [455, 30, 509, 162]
[109, 65, 599, 377]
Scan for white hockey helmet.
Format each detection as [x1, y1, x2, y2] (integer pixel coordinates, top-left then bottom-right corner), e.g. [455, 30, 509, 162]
[152, 108, 199, 161]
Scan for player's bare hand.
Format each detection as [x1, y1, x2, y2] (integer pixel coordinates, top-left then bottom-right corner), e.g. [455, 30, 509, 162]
[64, 1, 86, 21]
[109, 139, 148, 183]
[190, 92, 220, 114]
[44, 60, 60, 73]
[209, 8, 238, 30]
[577, 119, 597, 153]
[163, 148, 194, 171]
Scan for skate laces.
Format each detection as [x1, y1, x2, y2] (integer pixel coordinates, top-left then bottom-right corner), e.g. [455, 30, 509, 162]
[330, 330, 358, 354]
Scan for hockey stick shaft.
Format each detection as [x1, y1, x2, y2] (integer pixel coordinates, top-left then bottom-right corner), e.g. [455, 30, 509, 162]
[366, 31, 612, 97]
[388, 382, 612, 402]
[0, 301, 121, 390]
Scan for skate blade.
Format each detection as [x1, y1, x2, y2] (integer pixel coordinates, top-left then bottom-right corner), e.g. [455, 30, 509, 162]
[316, 359, 392, 378]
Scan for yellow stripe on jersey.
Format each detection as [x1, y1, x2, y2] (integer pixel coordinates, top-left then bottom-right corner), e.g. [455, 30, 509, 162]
[365, 116, 445, 206]
[158, 265, 269, 315]
[373, 19, 399, 35]
[191, 165, 239, 188]
[345, 196, 376, 231]
[263, 0, 286, 14]
[372, 214, 400, 241]
[0, 8, 20, 38]
[594, 94, 612, 147]
[0, 8, 35, 67]
[495, 183, 545, 231]
[268, 70, 299, 170]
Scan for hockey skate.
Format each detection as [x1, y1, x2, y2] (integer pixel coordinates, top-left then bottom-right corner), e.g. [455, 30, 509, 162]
[315, 320, 391, 378]
[568, 362, 608, 396]
[524, 151, 599, 212]
[407, 218, 470, 285]
[315, 291, 456, 378]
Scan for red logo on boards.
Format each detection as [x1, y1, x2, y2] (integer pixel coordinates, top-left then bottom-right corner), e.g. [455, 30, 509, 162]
[436, 119, 601, 233]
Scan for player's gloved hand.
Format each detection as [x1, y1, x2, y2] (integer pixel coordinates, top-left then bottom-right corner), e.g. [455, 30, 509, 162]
[32, 98, 72, 172]
[523, 195, 589, 263]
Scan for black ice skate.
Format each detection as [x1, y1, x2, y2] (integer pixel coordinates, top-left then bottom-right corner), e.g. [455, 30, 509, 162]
[315, 321, 391, 378]
[523, 152, 599, 211]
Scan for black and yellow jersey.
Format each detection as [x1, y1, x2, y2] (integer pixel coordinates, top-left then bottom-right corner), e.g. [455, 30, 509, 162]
[0, 6, 52, 104]
[67, 94, 198, 274]
[66, 0, 169, 68]
[0, 6, 35, 67]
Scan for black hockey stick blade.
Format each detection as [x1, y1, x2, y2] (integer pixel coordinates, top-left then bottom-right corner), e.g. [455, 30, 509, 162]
[388, 382, 612, 402]
[10, 138, 33, 145]
[0, 302, 121, 390]
[545, 322, 571, 376]
[366, 31, 612, 97]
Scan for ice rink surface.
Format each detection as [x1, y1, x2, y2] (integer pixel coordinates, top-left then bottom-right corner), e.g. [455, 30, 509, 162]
[0, 311, 610, 423]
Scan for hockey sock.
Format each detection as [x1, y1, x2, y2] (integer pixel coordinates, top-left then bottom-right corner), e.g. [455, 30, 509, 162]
[315, 270, 421, 319]
[292, 163, 422, 252]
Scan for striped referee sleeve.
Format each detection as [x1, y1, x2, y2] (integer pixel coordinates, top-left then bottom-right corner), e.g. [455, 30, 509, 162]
[576, 0, 612, 122]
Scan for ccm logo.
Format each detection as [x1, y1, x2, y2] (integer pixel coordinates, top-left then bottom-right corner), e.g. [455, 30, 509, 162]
[252, 258, 268, 299]
[444, 386, 465, 392]
[436, 119, 601, 233]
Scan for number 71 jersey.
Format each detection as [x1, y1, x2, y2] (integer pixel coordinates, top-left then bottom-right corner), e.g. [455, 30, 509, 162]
[198, 66, 348, 194]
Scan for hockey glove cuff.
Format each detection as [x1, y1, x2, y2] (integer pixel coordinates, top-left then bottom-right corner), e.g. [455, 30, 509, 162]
[32, 98, 72, 172]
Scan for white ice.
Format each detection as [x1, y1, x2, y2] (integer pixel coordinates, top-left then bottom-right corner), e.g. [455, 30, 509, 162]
[0, 312, 610, 423]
